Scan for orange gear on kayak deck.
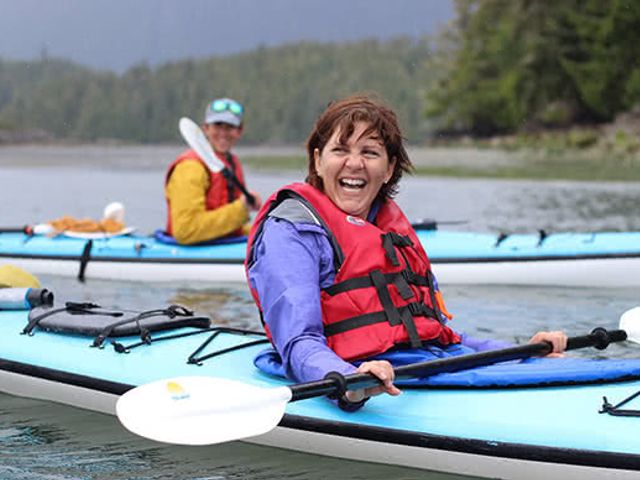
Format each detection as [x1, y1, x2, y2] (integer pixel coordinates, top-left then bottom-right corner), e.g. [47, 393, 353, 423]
[47, 216, 125, 234]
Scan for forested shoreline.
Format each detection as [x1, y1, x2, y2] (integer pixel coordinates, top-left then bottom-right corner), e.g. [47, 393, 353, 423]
[0, 38, 435, 145]
[2, 0, 639, 153]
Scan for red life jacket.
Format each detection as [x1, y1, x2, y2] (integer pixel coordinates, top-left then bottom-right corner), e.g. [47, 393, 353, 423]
[165, 148, 246, 236]
[246, 183, 460, 361]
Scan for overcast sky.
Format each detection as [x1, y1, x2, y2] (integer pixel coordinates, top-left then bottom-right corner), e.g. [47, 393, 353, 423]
[0, 0, 454, 72]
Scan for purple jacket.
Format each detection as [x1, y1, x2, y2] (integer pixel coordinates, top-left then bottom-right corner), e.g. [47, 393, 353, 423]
[247, 213, 513, 386]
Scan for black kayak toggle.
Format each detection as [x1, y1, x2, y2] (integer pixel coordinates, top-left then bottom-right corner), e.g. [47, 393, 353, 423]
[600, 389, 640, 417]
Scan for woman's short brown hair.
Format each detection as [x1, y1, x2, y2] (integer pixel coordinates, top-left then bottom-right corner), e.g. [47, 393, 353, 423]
[306, 94, 413, 201]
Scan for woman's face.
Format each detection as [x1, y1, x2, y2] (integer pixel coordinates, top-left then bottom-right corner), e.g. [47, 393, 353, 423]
[314, 122, 395, 219]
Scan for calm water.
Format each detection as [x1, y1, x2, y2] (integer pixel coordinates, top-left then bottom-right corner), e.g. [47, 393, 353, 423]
[1, 145, 640, 479]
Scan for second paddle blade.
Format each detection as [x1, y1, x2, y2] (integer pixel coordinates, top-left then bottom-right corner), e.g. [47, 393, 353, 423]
[620, 307, 640, 344]
[116, 376, 292, 445]
[178, 117, 223, 173]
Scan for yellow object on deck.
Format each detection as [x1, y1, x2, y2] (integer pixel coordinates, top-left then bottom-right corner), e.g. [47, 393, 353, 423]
[0, 264, 41, 288]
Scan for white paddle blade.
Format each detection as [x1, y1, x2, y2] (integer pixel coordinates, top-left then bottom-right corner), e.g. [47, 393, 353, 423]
[116, 376, 292, 445]
[178, 117, 224, 172]
[620, 307, 640, 344]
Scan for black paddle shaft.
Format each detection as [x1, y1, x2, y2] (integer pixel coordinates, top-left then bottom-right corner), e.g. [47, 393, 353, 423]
[289, 327, 627, 401]
[0, 225, 32, 234]
[222, 168, 256, 207]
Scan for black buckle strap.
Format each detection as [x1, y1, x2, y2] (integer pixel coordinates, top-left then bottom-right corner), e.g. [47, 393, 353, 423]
[66, 302, 123, 317]
[324, 310, 389, 336]
[406, 302, 437, 317]
[324, 302, 437, 337]
[323, 275, 375, 296]
[600, 390, 640, 417]
[324, 269, 423, 297]
[380, 232, 413, 266]
[401, 269, 428, 287]
[389, 232, 413, 247]
[393, 273, 414, 300]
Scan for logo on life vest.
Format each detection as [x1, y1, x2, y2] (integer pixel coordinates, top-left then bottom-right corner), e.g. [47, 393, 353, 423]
[346, 215, 366, 226]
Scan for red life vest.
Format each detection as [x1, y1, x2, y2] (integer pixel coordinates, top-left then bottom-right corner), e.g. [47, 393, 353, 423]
[165, 148, 246, 236]
[246, 183, 460, 361]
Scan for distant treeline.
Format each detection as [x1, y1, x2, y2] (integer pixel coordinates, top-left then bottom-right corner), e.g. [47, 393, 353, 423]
[0, 39, 435, 144]
[427, 0, 640, 136]
[3, 1, 638, 146]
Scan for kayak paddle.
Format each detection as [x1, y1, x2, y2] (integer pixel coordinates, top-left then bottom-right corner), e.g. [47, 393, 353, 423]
[116, 307, 640, 446]
[0, 226, 33, 234]
[178, 117, 256, 207]
[0, 224, 53, 235]
[411, 219, 469, 230]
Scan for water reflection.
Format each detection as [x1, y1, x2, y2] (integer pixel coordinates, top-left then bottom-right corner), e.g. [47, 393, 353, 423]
[169, 288, 260, 330]
[0, 393, 465, 480]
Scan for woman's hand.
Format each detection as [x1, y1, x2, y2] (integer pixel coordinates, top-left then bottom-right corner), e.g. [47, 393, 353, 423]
[529, 330, 568, 358]
[344, 360, 402, 403]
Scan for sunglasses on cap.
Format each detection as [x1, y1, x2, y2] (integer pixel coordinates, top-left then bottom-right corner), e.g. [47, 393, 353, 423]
[209, 99, 244, 116]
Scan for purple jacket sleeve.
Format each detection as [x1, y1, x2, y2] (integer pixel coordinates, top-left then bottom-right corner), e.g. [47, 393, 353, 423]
[459, 332, 514, 352]
[247, 217, 358, 383]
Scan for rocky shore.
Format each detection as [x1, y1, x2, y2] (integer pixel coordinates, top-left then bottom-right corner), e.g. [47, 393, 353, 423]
[0, 128, 54, 144]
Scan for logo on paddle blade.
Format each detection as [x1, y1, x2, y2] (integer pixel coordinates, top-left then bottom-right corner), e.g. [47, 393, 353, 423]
[166, 381, 190, 401]
[346, 215, 366, 226]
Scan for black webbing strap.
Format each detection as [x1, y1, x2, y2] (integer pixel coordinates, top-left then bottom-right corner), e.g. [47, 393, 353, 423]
[324, 310, 396, 337]
[91, 304, 194, 348]
[380, 232, 413, 266]
[224, 152, 237, 203]
[324, 302, 437, 338]
[370, 269, 402, 326]
[324, 269, 424, 297]
[399, 308, 422, 348]
[600, 390, 640, 417]
[77, 240, 93, 282]
[22, 302, 117, 335]
[370, 269, 421, 347]
[393, 274, 414, 300]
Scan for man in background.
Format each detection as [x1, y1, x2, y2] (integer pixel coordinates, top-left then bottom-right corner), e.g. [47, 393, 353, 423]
[165, 97, 262, 244]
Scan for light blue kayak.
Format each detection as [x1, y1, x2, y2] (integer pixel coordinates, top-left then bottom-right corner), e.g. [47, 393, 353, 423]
[1, 303, 639, 479]
[1, 228, 639, 286]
